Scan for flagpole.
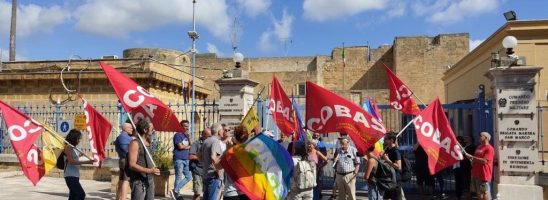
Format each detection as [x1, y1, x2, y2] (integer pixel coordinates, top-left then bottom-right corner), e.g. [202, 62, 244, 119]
[125, 113, 156, 168]
[395, 93, 427, 138]
[342, 43, 345, 97]
[250, 86, 266, 110]
[42, 124, 94, 161]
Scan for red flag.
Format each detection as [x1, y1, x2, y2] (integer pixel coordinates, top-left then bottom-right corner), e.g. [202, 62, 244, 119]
[269, 75, 295, 136]
[82, 98, 112, 167]
[414, 98, 463, 175]
[0, 101, 45, 185]
[100, 61, 184, 132]
[305, 82, 386, 154]
[383, 63, 420, 115]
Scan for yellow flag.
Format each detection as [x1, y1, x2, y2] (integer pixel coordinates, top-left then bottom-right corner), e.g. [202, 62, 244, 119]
[42, 127, 66, 174]
[241, 106, 260, 137]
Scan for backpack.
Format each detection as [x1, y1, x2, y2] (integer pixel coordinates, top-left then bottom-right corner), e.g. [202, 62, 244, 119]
[56, 151, 66, 170]
[400, 150, 413, 182]
[294, 158, 317, 190]
[373, 157, 397, 191]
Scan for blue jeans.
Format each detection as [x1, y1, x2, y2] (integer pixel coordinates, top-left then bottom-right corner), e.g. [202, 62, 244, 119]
[174, 159, 192, 192]
[203, 177, 222, 200]
[368, 183, 384, 200]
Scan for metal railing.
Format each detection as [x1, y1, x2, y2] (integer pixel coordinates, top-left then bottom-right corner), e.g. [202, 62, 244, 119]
[0, 100, 219, 157]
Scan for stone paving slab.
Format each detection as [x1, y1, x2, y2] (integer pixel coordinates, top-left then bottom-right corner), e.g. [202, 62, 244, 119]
[0, 173, 378, 200]
[0, 175, 193, 200]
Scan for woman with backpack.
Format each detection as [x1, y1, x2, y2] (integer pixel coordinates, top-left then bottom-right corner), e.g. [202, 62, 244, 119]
[363, 146, 384, 200]
[287, 141, 316, 200]
[63, 129, 97, 200]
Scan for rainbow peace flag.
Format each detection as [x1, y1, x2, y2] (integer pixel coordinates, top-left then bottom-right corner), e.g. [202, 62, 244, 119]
[363, 97, 384, 156]
[221, 133, 294, 200]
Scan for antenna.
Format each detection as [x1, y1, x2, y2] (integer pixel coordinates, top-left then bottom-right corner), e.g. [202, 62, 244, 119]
[230, 17, 242, 53]
[280, 37, 292, 56]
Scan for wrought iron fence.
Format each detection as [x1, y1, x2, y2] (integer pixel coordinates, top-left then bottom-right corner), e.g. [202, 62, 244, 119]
[0, 100, 219, 158]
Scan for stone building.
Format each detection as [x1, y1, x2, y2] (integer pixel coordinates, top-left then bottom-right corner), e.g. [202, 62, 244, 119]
[198, 33, 469, 106]
[0, 48, 210, 105]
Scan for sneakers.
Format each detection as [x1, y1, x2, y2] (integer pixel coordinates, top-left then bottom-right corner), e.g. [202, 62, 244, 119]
[170, 189, 179, 200]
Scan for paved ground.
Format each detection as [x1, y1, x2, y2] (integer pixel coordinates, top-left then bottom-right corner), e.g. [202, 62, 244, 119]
[0, 173, 193, 200]
[1, 172, 439, 200]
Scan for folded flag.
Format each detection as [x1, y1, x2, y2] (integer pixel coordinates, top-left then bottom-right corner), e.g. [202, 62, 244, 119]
[241, 106, 260, 137]
[41, 126, 65, 174]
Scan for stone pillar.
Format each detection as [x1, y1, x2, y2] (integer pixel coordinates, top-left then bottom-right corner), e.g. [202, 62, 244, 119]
[485, 66, 544, 200]
[215, 68, 259, 128]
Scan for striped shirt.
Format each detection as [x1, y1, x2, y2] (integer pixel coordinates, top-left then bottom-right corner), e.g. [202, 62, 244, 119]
[335, 146, 360, 173]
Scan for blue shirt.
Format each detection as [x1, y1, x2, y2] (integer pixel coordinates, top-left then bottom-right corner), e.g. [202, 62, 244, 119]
[173, 132, 190, 160]
[115, 131, 132, 159]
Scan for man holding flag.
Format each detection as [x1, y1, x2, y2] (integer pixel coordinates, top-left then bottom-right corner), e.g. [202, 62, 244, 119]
[465, 132, 494, 200]
[382, 132, 403, 200]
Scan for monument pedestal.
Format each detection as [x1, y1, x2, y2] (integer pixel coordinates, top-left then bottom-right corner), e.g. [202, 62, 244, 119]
[486, 66, 544, 200]
[215, 68, 259, 128]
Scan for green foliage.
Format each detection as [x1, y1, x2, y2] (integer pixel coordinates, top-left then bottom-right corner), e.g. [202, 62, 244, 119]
[152, 140, 173, 171]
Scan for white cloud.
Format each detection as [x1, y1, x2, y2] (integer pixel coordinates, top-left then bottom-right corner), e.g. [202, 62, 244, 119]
[236, 0, 271, 18]
[303, 0, 388, 22]
[273, 10, 293, 41]
[412, 0, 499, 24]
[258, 32, 275, 53]
[470, 39, 484, 51]
[387, 1, 406, 18]
[74, 0, 231, 40]
[206, 43, 223, 56]
[257, 10, 294, 53]
[0, 1, 70, 37]
[0, 47, 7, 61]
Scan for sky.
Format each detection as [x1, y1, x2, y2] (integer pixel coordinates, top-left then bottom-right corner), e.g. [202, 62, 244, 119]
[0, 0, 547, 61]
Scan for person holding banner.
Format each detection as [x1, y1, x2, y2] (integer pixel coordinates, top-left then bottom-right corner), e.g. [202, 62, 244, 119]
[382, 132, 404, 200]
[465, 132, 494, 200]
[128, 119, 160, 200]
[64, 129, 97, 200]
[223, 125, 250, 200]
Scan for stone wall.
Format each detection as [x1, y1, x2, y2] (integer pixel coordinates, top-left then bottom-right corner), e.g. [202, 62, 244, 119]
[394, 33, 469, 103]
[194, 33, 468, 106]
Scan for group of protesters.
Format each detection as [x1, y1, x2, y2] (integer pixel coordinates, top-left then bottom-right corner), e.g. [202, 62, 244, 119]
[62, 116, 493, 200]
[277, 131, 494, 200]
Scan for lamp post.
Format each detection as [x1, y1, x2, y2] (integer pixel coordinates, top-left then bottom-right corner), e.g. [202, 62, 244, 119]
[188, 0, 199, 139]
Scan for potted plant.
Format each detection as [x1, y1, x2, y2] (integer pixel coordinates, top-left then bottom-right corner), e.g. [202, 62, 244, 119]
[152, 140, 175, 197]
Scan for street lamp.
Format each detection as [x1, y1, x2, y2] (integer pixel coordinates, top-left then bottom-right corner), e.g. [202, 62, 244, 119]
[502, 36, 518, 56]
[188, 0, 198, 139]
[233, 52, 244, 69]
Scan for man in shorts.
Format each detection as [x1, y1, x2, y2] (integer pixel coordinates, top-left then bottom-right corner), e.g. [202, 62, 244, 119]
[114, 122, 134, 200]
[465, 132, 494, 200]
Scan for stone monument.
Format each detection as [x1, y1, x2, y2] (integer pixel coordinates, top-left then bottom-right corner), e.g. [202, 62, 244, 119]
[486, 66, 544, 200]
[215, 68, 259, 128]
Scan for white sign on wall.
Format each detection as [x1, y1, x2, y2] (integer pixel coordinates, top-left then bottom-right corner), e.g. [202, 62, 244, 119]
[498, 117, 537, 142]
[499, 143, 539, 173]
[496, 89, 535, 114]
